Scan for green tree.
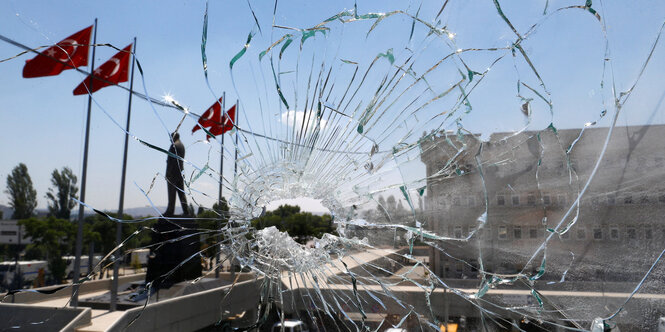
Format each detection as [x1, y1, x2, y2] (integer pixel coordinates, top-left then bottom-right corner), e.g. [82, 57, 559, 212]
[5, 163, 37, 219]
[212, 197, 230, 216]
[85, 212, 151, 255]
[19, 217, 75, 284]
[196, 198, 230, 256]
[252, 205, 335, 244]
[386, 195, 397, 213]
[0, 244, 9, 261]
[45, 167, 78, 220]
[24, 244, 46, 260]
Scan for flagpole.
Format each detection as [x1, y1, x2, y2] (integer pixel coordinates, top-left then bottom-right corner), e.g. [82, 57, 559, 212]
[110, 37, 136, 312]
[215, 92, 225, 279]
[72, 18, 97, 307]
[234, 100, 239, 176]
[229, 100, 239, 276]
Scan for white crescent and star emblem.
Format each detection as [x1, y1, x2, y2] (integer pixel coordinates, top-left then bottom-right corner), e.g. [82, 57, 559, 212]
[108, 57, 121, 77]
[94, 57, 121, 77]
[205, 106, 215, 120]
[56, 39, 78, 62]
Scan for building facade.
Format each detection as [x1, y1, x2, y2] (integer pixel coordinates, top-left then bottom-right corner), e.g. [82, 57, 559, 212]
[419, 124, 665, 282]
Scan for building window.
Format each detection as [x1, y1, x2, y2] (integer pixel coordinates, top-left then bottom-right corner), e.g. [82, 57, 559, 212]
[610, 226, 619, 240]
[454, 226, 463, 238]
[607, 194, 616, 205]
[512, 195, 520, 206]
[558, 194, 567, 206]
[527, 195, 536, 206]
[627, 227, 637, 240]
[0, 231, 17, 236]
[529, 228, 538, 239]
[645, 227, 653, 240]
[577, 228, 586, 240]
[497, 195, 505, 206]
[543, 195, 551, 205]
[593, 228, 602, 240]
[498, 226, 507, 239]
[514, 226, 522, 239]
[624, 195, 633, 204]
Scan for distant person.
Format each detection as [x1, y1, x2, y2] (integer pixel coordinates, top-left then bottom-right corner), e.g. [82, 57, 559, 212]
[165, 132, 189, 216]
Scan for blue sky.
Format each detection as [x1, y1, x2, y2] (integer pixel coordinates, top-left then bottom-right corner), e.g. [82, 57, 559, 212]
[0, 0, 663, 215]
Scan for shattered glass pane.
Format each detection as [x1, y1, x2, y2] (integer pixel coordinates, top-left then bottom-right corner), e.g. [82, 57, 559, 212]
[1, 0, 665, 331]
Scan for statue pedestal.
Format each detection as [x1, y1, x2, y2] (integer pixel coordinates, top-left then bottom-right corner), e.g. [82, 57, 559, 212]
[145, 216, 202, 289]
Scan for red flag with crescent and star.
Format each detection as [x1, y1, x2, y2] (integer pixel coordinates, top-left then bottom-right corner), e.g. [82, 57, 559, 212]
[73, 44, 132, 95]
[23, 26, 93, 78]
[192, 98, 236, 140]
[207, 104, 236, 139]
[192, 96, 224, 133]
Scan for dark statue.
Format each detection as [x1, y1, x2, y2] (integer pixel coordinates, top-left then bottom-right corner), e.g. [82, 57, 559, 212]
[165, 132, 189, 216]
[145, 132, 201, 290]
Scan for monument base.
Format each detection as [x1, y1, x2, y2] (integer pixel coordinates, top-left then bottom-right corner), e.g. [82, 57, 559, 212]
[145, 216, 202, 289]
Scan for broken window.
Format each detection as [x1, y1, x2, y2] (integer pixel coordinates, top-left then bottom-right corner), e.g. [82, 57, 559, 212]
[2, 0, 665, 331]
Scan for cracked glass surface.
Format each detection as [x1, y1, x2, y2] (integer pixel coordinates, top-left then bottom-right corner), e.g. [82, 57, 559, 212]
[1, 0, 665, 331]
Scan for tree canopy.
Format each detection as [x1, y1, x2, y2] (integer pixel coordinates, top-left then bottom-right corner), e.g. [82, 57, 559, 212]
[5, 163, 37, 219]
[85, 212, 152, 255]
[19, 217, 75, 284]
[46, 167, 78, 219]
[252, 204, 335, 244]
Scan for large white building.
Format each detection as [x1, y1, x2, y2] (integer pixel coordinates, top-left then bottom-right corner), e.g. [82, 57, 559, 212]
[419, 124, 665, 282]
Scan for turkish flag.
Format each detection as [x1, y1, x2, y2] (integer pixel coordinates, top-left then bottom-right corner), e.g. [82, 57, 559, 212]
[193, 99, 236, 140]
[192, 96, 223, 133]
[207, 105, 236, 139]
[23, 26, 93, 78]
[73, 44, 132, 95]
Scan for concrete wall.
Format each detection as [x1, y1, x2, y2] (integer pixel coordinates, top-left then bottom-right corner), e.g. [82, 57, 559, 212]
[10, 273, 145, 304]
[109, 278, 262, 332]
[0, 303, 90, 332]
